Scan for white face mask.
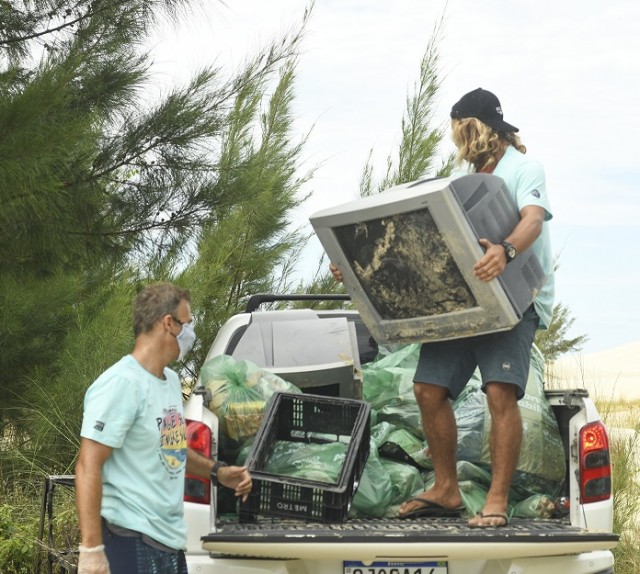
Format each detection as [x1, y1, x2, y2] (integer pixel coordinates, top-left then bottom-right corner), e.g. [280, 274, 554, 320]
[175, 322, 196, 360]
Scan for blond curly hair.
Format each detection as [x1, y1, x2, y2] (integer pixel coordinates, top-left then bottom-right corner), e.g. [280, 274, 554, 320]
[451, 117, 526, 173]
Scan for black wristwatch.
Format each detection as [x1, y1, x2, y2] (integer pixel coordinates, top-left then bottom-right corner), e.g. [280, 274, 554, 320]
[210, 460, 228, 486]
[501, 241, 517, 263]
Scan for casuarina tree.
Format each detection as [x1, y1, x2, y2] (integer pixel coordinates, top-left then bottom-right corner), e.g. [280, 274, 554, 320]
[0, 0, 310, 475]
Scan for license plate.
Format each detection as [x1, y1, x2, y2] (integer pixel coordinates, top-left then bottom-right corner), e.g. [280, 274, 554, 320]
[344, 561, 448, 574]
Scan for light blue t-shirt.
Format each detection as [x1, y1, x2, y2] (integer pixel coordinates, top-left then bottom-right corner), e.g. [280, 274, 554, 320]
[492, 145, 555, 328]
[80, 355, 188, 550]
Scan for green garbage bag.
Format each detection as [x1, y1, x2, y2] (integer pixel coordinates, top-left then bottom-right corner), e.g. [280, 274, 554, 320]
[452, 344, 567, 498]
[370, 421, 396, 447]
[200, 354, 300, 444]
[408, 447, 433, 470]
[386, 427, 425, 455]
[421, 461, 490, 516]
[263, 440, 347, 484]
[235, 438, 255, 466]
[372, 421, 425, 477]
[374, 343, 421, 369]
[362, 344, 420, 410]
[362, 345, 424, 438]
[350, 438, 394, 517]
[380, 458, 424, 507]
[513, 346, 567, 497]
[512, 494, 557, 518]
[376, 395, 424, 439]
[452, 378, 488, 463]
[459, 480, 488, 517]
[371, 422, 424, 454]
[456, 460, 492, 487]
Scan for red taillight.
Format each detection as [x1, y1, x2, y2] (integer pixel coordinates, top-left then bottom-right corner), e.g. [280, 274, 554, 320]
[579, 421, 612, 503]
[184, 420, 211, 504]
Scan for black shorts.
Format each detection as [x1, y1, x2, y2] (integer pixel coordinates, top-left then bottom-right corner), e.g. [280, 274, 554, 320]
[413, 305, 540, 400]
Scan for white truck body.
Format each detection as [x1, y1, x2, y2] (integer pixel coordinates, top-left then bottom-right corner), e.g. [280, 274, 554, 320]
[183, 298, 617, 574]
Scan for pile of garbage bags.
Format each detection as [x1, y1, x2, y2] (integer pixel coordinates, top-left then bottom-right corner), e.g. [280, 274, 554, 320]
[198, 343, 566, 519]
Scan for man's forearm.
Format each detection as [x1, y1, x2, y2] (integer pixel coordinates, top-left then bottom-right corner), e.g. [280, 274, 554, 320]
[75, 455, 105, 547]
[507, 205, 545, 253]
[186, 446, 215, 479]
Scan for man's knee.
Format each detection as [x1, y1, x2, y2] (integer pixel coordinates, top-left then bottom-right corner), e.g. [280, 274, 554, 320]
[413, 382, 449, 408]
[485, 382, 520, 416]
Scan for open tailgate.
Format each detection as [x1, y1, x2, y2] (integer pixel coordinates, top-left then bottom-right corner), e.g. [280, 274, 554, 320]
[202, 517, 618, 561]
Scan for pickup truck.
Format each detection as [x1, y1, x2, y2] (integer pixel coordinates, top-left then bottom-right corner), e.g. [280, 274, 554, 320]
[39, 294, 618, 574]
[182, 294, 618, 574]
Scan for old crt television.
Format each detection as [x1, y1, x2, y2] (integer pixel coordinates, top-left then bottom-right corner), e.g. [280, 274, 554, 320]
[309, 174, 546, 344]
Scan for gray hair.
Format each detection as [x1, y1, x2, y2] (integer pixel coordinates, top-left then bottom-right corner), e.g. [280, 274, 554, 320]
[133, 283, 191, 336]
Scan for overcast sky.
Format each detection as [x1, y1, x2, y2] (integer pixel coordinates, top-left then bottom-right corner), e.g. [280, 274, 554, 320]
[148, 0, 640, 354]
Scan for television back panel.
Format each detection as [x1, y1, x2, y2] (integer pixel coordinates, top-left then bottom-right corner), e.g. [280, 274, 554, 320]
[310, 174, 546, 344]
[445, 175, 547, 317]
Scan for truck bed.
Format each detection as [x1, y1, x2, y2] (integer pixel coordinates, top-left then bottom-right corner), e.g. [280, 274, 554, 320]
[199, 299, 617, 569]
[202, 516, 618, 561]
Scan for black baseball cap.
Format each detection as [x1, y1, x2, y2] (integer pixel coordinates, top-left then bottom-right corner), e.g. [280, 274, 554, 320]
[450, 88, 519, 133]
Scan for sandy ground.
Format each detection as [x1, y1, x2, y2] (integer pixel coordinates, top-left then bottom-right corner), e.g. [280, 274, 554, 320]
[548, 341, 640, 403]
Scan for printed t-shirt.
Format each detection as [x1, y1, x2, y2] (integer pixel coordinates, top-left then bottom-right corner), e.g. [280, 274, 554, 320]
[81, 354, 188, 550]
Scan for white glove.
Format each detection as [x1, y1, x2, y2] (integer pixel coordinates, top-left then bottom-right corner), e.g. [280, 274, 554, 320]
[77, 544, 111, 574]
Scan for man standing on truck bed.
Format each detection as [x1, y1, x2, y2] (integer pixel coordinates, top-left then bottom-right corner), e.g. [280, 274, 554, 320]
[75, 282, 252, 574]
[331, 87, 554, 527]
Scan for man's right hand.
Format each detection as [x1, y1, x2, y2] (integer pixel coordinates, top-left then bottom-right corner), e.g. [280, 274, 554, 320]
[218, 465, 253, 502]
[329, 263, 343, 283]
[77, 545, 110, 574]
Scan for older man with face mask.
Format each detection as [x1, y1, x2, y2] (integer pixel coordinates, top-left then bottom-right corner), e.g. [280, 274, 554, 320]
[75, 282, 252, 574]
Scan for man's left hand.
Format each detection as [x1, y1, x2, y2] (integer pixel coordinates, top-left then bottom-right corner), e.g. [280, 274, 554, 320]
[473, 239, 507, 282]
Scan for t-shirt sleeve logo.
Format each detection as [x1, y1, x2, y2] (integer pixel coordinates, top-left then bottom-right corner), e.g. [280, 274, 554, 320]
[157, 407, 187, 476]
[531, 189, 541, 198]
[93, 420, 105, 432]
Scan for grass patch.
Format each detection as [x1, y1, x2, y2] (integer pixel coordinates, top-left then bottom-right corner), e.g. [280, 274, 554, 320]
[0, 502, 38, 574]
[0, 484, 45, 574]
[602, 410, 640, 574]
[0, 479, 78, 574]
[593, 395, 639, 435]
[555, 357, 640, 574]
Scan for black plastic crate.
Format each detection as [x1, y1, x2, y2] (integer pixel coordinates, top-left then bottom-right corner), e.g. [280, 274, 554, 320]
[240, 392, 371, 523]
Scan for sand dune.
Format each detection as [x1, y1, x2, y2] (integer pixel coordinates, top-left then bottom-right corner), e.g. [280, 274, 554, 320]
[548, 341, 640, 402]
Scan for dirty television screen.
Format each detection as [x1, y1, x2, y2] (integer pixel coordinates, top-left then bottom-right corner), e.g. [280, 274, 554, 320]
[309, 174, 546, 344]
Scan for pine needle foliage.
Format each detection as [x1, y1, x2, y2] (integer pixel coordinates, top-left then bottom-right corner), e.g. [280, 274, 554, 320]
[2, 274, 137, 480]
[0, 0, 311, 478]
[181, 57, 314, 372]
[359, 15, 455, 198]
[535, 302, 589, 364]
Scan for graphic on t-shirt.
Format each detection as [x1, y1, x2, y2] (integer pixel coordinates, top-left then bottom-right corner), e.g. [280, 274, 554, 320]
[158, 407, 187, 475]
